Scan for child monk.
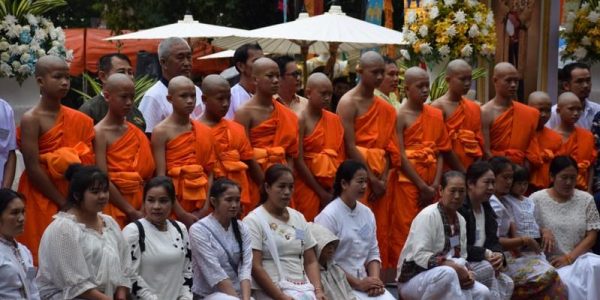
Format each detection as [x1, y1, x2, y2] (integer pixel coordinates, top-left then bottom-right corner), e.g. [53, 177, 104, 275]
[198, 74, 261, 211]
[235, 57, 299, 212]
[554, 92, 596, 193]
[18, 55, 95, 261]
[93, 73, 155, 227]
[527, 91, 562, 191]
[431, 59, 483, 172]
[392, 66, 451, 273]
[293, 73, 345, 221]
[152, 76, 216, 227]
[482, 62, 539, 165]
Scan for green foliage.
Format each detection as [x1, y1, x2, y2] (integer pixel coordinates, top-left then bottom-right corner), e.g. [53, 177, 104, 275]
[429, 66, 487, 100]
[73, 73, 157, 106]
[0, 0, 66, 19]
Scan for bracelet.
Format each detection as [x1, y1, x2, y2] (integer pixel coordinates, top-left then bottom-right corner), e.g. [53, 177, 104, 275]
[565, 254, 573, 264]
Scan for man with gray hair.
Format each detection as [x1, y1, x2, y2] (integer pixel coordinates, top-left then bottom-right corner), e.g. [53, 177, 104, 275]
[139, 37, 204, 133]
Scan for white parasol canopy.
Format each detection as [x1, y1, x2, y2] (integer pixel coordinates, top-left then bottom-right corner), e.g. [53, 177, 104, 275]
[197, 50, 236, 60]
[105, 14, 248, 40]
[212, 5, 405, 55]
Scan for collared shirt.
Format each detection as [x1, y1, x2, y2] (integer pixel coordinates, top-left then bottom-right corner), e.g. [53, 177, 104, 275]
[79, 93, 146, 132]
[274, 93, 308, 116]
[225, 83, 252, 120]
[546, 98, 600, 130]
[315, 198, 380, 279]
[0, 238, 40, 299]
[138, 79, 204, 133]
[0, 99, 16, 185]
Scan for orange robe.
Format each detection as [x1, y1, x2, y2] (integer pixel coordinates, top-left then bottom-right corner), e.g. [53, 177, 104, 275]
[104, 123, 155, 227]
[17, 106, 95, 263]
[210, 119, 254, 205]
[389, 105, 451, 270]
[445, 97, 483, 169]
[165, 120, 216, 212]
[558, 127, 597, 191]
[246, 99, 299, 213]
[490, 101, 539, 165]
[292, 110, 345, 221]
[529, 127, 562, 190]
[352, 97, 401, 271]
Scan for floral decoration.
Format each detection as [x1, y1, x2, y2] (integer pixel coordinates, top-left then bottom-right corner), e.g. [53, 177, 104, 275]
[561, 3, 600, 64]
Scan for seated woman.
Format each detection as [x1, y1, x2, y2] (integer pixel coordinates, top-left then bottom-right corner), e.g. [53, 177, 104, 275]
[396, 170, 490, 300]
[122, 176, 192, 300]
[314, 160, 395, 300]
[488, 157, 567, 300]
[36, 164, 131, 300]
[190, 178, 252, 300]
[0, 189, 39, 299]
[531, 155, 600, 300]
[458, 161, 513, 299]
[243, 164, 325, 300]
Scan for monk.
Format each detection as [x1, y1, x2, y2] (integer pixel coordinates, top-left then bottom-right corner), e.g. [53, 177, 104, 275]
[234, 57, 299, 213]
[393, 67, 451, 273]
[527, 91, 562, 191]
[152, 76, 216, 227]
[93, 74, 155, 227]
[293, 73, 345, 221]
[336, 51, 400, 280]
[198, 74, 261, 210]
[554, 92, 596, 193]
[482, 62, 539, 165]
[18, 56, 95, 262]
[431, 59, 483, 172]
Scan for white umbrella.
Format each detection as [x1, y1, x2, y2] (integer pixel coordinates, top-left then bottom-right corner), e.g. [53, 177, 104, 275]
[198, 50, 236, 60]
[105, 14, 248, 40]
[212, 5, 405, 55]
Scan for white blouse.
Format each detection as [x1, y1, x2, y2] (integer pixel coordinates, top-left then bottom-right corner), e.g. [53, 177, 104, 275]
[489, 195, 512, 237]
[502, 194, 541, 238]
[122, 218, 193, 300]
[189, 214, 252, 297]
[36, 212, 131, 299]
[0, 238, 40, 299]
[315, 198, 381, 279]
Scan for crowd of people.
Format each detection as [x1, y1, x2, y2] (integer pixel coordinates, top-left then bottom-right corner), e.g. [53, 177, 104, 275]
[1, 36, 600, 299]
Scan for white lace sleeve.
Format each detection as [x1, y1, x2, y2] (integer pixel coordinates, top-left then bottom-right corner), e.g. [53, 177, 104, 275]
[585, 197, 600, 231]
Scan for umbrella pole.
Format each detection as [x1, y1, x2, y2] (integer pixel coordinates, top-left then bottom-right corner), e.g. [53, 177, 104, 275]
[301, 44, 308, 87]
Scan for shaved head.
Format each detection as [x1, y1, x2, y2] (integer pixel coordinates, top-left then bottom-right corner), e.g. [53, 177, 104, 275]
[493, 62, 517, 79]
[446, 59, 471, 77]
[168, 75, 195, 94]
[527, 91, 551, 106]
[201, 74, 230, 95]
[103, 73, 134, 94]
[404, 66, 429, 85]
[35, 55, 68, 77]
[358, 51, 384, 69]
[557, 91, 580, 107]
[252, 57, 278, 76]
[306, 72, 331, 90]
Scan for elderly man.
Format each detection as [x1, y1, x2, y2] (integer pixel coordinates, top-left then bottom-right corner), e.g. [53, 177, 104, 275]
[139, 37, 204, 133]
[79, 53, 146, 131]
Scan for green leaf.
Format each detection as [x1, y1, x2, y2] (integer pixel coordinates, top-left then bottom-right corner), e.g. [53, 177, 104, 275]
[134, 75, 157, 106]
[429, 67, 487, 100]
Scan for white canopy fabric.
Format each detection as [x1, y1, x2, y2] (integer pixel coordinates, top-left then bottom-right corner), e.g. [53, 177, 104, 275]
[212, 6, 405, 55]
[105, 15, 248, 40]
[197, 50, 235, 60]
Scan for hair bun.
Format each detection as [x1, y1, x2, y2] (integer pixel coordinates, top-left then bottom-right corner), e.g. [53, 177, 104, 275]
[64, 163, 84, 181]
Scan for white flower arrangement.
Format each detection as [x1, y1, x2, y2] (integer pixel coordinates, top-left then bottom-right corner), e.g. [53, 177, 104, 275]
[0, 13, 72, 84]
[561, 4, 600, 63]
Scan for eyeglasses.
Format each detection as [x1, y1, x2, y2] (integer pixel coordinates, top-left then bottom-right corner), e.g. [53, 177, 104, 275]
[285, 71, 302, 78]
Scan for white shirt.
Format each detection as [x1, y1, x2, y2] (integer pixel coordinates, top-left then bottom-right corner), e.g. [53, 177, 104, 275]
[138, 80, 204, 133]
[396, 203, 468, 279]
[225, 83, 252, 120]
[473, 205, 486, 247]
[502, 194, 541, 238]
[122, 218, 192, 300]
[0, 98, 16, 184]
[243, 206, 317, 286]
[546, 99, 600, 130]
[0, 239, 40, 300]
[189, 214, 252, 297]
[315, 198, 381, 279]
[36, 212, 131, 299]
[489, 195, 513, 237]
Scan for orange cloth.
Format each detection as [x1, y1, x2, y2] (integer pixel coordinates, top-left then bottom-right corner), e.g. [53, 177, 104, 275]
[292, 110, 345, 221]
[210, 119, 254, 205]
[386, 105, 451, 270]
[490, 101, 539, 165]
[529, 128, 562, 190]
[558, 127, 597, 191]
[104, 123, 155, 227]
[445, 97, 484, 169]
[16, 106, 95, 263]
[165, 120, 216, 212]
[245, 99, 299, 214]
